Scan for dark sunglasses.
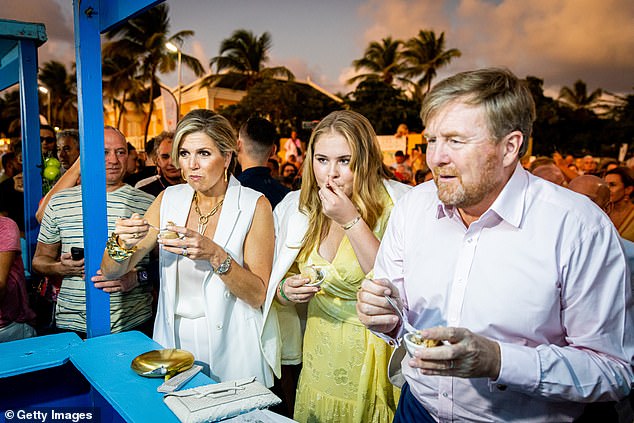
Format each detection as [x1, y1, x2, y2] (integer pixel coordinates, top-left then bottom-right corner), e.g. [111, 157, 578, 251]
[41, 136, 56, 143]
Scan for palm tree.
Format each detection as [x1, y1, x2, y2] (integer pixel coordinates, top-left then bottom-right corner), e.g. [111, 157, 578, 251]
[558, 80, 603, 111]
[102, 53, 144, 129]
[347, 37, 407, 87]
[39, 60, 77, 128]
[401, 30, 461, 98]
[104, 3, 205, 142]
[203, 29, 294, 90]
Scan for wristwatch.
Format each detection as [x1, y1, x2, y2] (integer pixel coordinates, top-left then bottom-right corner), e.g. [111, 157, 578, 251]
[136, 269, 149, 284]
[213, 253, 232, 275]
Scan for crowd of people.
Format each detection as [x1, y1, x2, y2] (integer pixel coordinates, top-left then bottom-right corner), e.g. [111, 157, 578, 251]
[0, 67, 633, 422]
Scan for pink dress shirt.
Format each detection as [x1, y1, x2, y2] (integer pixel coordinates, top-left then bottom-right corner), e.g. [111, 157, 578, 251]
[375, 165, 634, 422]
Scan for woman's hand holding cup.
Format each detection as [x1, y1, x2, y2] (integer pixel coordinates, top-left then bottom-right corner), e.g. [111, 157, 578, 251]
[281, 273, 321, 303]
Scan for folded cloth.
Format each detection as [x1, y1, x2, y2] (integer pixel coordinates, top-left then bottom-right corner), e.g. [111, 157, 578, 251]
[164, 377, 281, 423]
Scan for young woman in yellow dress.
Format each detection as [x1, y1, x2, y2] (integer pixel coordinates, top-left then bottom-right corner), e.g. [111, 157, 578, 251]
[264, 110, 410, 422]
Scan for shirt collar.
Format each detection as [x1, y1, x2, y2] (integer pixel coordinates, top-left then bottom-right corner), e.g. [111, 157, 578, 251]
[435, 163, 528, 228]
[238, 166, 272, 177]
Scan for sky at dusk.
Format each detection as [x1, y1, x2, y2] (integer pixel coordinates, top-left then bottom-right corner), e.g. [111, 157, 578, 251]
[2, 0, 634, 97]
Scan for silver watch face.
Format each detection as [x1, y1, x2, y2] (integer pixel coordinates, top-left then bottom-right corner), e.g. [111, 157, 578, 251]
[216, 256, 231, 274]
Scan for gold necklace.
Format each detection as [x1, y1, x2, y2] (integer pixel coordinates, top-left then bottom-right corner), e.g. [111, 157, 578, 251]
[193, 192, 224, 234]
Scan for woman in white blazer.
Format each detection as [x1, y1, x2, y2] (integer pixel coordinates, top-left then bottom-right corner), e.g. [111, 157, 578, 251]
[101, 110, 275, 386]
[261, 110, 411, 422]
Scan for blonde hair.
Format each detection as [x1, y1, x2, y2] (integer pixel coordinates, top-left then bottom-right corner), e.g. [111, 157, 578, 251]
[298, 110, 392, 261]
[171, 109, 237, 172]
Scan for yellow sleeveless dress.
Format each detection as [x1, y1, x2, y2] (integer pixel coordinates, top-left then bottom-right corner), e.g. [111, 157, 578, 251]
[293, 190, 399, 423]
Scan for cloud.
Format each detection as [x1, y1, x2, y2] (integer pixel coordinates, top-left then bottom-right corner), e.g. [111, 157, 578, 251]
[357, 0, 634, 92]
[4, 0, 75, 64]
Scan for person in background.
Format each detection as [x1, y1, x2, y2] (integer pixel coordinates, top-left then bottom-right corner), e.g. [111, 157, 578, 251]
[237, 117, 290, 209]
[605, 167, 634, 242]
[100, 110, 275, 386]
[56, 129, 80, 172]
[0, 145, 24, 233]
[40, 124, 57, 160]
[123, 142, 140, 184]
[391, 150, 413, 184]
[0, 152, 21, 184]
[395, 123, 409, 139]
[263, 110, 410, 422]
[568, 175, 611, 210]
[0, 216, 36, 342]
[413, 167, 433, 185]
[280, 162, 299, 190]
[531, 161, 566, 186]
[552, 152, 580, 182]
[284, 130, 303, 164]
[36, 129, 81, 222]
[135, 132, 184, 197]
[409, 144, 426, 176]
[33, 127, 155, 337]
[598, 158, 620, 177]
[581, 155, 598, 175]
[357, 68, 633, 422]
[268, 157, 281, 179]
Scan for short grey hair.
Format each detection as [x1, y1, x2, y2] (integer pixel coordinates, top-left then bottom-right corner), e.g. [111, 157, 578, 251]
[56, 129, 79, 147]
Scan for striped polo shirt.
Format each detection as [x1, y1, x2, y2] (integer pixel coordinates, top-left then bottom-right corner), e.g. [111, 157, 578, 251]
[38, 184, 155, 333]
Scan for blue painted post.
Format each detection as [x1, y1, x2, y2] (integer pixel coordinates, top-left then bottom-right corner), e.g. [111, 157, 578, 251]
[73, 0, 110, 337]
[17, 40, 43, 273]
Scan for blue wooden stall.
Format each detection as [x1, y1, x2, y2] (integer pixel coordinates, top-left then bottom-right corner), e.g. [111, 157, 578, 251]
[0, 19, 46, 275]
[0, 2, 213, 421]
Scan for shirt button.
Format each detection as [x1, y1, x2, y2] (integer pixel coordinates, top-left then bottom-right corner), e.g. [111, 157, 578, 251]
[466, 238, 473, 244]
[216, 324, 223, 330]
[442, 392, 448, 398]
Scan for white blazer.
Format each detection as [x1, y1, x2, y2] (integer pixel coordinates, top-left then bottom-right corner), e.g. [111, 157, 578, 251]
[260, 179, 412, 374]
[153, 177, 274, 387]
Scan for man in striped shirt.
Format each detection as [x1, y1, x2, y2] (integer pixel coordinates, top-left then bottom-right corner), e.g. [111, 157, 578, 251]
[33, 127, 155, 336]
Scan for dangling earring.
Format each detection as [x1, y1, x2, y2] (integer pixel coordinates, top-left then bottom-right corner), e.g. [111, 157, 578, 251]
[224, 167, 228, 182]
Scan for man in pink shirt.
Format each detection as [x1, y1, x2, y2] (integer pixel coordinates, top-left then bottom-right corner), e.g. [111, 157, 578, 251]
[357, 68, 634, 422]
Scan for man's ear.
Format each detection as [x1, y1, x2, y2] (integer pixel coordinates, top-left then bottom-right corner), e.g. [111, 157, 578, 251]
[502, 131, 523, 167]
[236, 138, 243, 152]
[270, 144, 277, 157]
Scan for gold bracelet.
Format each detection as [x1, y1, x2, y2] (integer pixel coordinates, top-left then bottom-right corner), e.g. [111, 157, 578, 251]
[106, 232, 137, 262]
[341, 215, 361, 230]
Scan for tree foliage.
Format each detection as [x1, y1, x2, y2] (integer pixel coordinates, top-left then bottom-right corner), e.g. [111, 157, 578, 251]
[204, 29, 294, 90]
[345, 80, 421, 135]
[39, 60, 77, 128]
[103, 3, 204, 141]
[219, 78, 341, 137]
[402, 30, 461, 98]
[558, 80, 603, 110]
[348, 37, 407, 86]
